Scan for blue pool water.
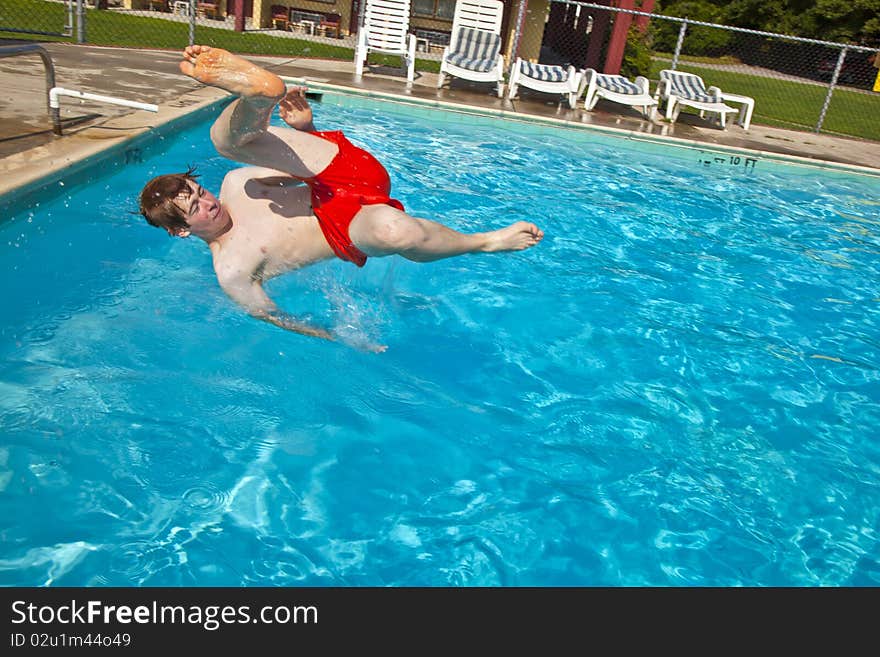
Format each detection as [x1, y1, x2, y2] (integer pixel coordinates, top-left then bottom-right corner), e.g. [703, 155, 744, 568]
[2, 92, 880, 586]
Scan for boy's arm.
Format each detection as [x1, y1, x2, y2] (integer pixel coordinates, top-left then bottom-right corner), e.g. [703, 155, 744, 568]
[219, 272, 387, 352]
[218, 272, 334, 342]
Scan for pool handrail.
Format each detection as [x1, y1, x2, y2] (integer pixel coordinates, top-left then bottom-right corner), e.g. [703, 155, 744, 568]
[0, 44, 158, 137]
[49, 87, 159, 115]
[0, 44, 62, 135]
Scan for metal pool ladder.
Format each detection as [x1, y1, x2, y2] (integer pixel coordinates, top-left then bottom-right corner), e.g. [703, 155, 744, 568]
[0, 43, 158, 136]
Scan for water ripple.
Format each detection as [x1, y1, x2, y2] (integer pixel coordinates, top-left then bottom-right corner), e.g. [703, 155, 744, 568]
[3, 97, 880, 587]
[107, 540, 186, 585]
[182, 483, 230, 514]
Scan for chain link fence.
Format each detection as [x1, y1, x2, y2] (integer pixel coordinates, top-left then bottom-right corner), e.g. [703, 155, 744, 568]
[0, 0, 361, 59]
[520, 1, 880, 141]
[2, 0, 879, 140]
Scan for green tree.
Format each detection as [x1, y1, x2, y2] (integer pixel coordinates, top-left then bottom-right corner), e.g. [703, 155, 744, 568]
[622, 26, 654, 78]
[653, 0, 731, 54]
[722, 0, 810, 35]
[658, 0, 880, 45]
[802, 0, 880, 43]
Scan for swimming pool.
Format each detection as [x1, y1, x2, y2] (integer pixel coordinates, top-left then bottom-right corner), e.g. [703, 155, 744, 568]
[2, 90, 879, 586]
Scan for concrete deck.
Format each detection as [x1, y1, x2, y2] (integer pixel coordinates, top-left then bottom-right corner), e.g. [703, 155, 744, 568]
[2, 40, 879, 203]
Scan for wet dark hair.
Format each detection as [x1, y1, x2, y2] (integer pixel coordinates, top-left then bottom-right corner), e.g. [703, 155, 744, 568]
[138, 165, 199, 232]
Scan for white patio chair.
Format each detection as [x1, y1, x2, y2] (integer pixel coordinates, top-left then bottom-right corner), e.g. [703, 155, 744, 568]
[655, 69, 739, 128]
[354, 0, 417, 84]
[437, 0, 505, 97]
[507, 59, 584, 108]
[582, 68, 657, 117]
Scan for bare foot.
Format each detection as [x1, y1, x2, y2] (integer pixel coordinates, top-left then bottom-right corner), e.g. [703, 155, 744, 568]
[278, 86, 315, 132]
[179, 45, 286, 99]
[483, 221, 544, 252]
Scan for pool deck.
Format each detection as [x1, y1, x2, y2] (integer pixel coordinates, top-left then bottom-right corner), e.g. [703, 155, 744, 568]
[2, 41, 879, 202]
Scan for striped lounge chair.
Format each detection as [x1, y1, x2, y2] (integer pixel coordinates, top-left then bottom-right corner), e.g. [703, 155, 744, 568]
[507, 59, 584, 108]
[655, 69, 739, 128]
[437, 0, 505, 97]
[582, 68, 657, 118]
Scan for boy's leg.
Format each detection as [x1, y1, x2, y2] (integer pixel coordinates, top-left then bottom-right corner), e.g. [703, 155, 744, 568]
[180, 45, 284, 148]
[180, 46, 336, 178]
[349, 205, 543, 262]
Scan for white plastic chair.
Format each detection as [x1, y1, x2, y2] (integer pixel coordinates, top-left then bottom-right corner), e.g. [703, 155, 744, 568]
[507, 59, 584, 108]
[437, 0, 505, 97]
[582, 69, 657, 118]
[655, 69, 739, 128]
[354, 0, 417, 84]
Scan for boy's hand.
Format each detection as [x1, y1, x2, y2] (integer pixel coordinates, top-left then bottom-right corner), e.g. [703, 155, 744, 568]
[278, 86, 315, 132]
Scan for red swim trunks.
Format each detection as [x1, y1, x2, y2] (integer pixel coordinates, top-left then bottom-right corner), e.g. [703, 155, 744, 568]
[303, 130, 405, 267]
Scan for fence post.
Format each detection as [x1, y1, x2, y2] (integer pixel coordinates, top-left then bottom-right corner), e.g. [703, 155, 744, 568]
[188, 0, 196, 46]
[604, 0, 634, 75]
[508, 0, 528, 79]
[234, 0, 245, 31]
[64, 0, 74, 36]
[815, 45, 847, 134]
[75, 0, 85, 43]
[671, 18, 687, 69]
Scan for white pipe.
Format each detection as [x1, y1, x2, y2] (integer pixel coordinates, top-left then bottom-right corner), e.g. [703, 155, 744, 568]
[49, 87, 158, 113]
